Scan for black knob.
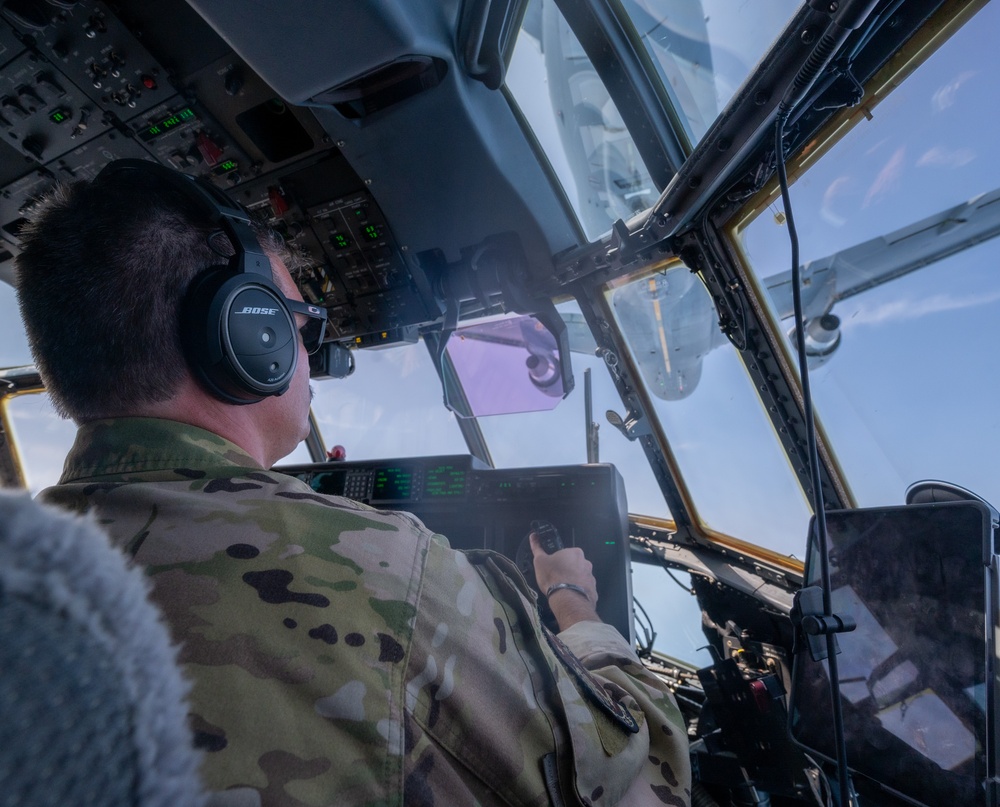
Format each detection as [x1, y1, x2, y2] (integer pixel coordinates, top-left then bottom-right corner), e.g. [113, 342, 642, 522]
[22, 135, 45, 160]
[224, 68, 244, 96]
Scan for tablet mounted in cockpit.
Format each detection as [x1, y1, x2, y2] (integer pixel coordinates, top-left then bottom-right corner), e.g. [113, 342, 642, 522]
[790, 502, 996, 807]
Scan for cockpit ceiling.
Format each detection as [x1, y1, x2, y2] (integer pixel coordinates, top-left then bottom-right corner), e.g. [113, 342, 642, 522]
[0, 0, 581, 345]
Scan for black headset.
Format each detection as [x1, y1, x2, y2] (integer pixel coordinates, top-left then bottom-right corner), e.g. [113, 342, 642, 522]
[97, 159, 306, 405]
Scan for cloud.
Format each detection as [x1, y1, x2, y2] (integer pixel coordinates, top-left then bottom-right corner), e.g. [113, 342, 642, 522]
[863, 146, 906, 208]
[843, 288, 1000, 329]
[916, 146, 976, 169]
[820, 176, 852, 227]
[863, 136, 892, 158]
[931, 70, 977, 113]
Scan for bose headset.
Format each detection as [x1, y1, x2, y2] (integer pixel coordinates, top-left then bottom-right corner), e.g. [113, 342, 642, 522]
[96, 159, 326, 405]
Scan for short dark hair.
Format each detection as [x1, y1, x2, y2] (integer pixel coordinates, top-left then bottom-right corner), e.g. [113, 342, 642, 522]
[14, 170, 287, 421]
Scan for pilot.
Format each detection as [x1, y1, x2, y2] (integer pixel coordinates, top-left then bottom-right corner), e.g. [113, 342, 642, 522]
[14, 162, 691, 807]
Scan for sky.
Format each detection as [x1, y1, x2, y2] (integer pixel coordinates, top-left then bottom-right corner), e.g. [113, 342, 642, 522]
[740, 1, 1000, 513]
[0, 282, 30, 367]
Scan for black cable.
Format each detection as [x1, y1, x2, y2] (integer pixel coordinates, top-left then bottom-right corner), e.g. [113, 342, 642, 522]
[664, 565, 695, 594]
[633, 595, 658, 656]
[632, 535, 697, 595]
[773, 115, 855, 807]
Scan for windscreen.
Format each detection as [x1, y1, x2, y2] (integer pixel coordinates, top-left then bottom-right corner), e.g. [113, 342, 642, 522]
[789, 503, 992, 806]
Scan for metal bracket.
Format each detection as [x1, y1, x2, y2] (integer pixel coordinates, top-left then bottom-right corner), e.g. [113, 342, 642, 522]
[606, 408, 651, 441]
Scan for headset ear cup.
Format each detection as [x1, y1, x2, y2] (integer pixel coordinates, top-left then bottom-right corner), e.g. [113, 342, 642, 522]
[181, 268, 298, 404]
[99, 161, 300, 405]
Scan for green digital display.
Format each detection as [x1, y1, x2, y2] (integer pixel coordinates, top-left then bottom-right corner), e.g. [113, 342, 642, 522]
[372, 467, 413, 501]
[425, 466, 466, 497]
[212, 159, 238, 175]
[331, 232, 351, 250]
[49, 108, 70, 124]
[138, 107, 197, 142]
[361, 224, 380, 242]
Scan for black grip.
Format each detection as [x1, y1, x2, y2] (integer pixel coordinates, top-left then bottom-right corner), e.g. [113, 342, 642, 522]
[530, 520, 564, 554]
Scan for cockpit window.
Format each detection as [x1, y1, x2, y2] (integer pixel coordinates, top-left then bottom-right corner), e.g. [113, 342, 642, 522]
[737, 2, 1000, 511]
[607, 267, 812, 556]
[0, 283, 31, 368]
[618, 0, 800, 146]
[310, 341, 469, 462]
[507, 0, 657, 240]
[0, 286, 67, 493]
[507, 0, 802, 241]
[4, 392, 76, 493]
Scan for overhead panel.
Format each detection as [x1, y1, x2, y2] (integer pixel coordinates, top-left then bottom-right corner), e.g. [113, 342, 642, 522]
[0, 0, 442, 346]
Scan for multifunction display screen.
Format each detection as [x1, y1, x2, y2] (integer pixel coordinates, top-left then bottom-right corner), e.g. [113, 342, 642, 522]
[424, 465, 466, 497]
[372, 467, 413, 501]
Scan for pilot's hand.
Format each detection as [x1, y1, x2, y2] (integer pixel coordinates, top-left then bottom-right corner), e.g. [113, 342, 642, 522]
[530, 531, 600, 630]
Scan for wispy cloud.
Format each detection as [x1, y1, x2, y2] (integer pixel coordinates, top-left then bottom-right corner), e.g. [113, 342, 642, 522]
[820, 176, 852, 227]
[843, 288, 1000, 329]
[863, 136, 892, 158]
[931, 70, 978, 112]
[863, 146, 906, 208]
[917, 145, 976, 169]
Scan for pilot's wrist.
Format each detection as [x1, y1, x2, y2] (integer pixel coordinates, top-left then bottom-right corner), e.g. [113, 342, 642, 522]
[546, 584, 601, 630]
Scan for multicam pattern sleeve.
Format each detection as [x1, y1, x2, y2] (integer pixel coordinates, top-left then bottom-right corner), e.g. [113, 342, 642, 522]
[40, 418, 690, 807]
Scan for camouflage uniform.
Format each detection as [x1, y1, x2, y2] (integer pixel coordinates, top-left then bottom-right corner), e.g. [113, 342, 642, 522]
[41, 418, 691, 807]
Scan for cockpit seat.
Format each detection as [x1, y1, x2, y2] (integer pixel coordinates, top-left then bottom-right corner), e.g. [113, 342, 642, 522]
[0, 491, 205, 807]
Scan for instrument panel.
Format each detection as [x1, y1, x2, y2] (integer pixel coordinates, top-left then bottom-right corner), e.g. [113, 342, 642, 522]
[277, 455, 636, 644]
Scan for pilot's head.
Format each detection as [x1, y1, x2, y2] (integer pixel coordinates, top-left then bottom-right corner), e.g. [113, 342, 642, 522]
[14, 166, 313, 463]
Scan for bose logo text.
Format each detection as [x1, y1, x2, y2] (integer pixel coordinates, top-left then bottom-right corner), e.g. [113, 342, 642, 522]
[236, 306, 279, 315]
